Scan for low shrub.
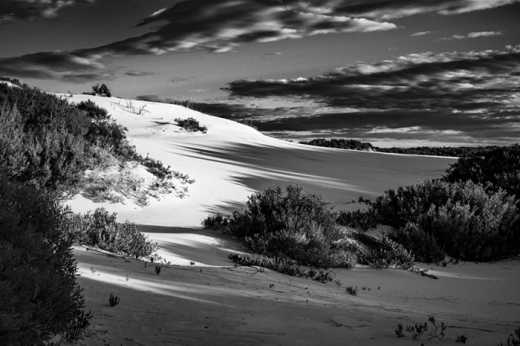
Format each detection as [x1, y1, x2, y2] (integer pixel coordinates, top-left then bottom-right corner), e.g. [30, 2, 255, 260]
[0, 174, 90, 344]
[91, 83, 112, 97]
[340, 180, 520, 262]
[394, 316, 447, 341]
[67, 208, 156, 258]
[444, 144, 520, 198]
[175, 117, 207, 133]
[77, 100, 109, 120]
[354, 235, 414, 268]
[498, 327, 520, 346]
[228, 254, 334, 283]
[108, 293, 120, 307]
[345, 286, 358, 296]
[204, 186, 348, 268]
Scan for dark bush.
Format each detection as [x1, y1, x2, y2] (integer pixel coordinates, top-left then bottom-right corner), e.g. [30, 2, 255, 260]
[228, 254, 334, 283]
[91, 83, 112, 97]
[341, 180, 519, 262]
[346, 286, 358, 296]
[204, 186, 348, 267]
[67, 208, 156, 258]
[175, 117, 207, 133]
[444, 145, 520, 198]
[0, 174, 90, 344]
[0, 84, 90, 190]
[498, 327, 520, 346]
[108, 293, 120, 307]
[77, 100, 109, 120]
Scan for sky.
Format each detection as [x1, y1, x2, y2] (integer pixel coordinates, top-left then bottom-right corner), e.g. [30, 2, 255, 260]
[1, 0, 520, 147]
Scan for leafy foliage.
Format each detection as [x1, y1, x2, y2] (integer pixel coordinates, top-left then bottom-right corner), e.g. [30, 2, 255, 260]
[228, 253, 334, 283]
[205, 186, 350, 267]
[444, 144, 520, 198]
[498, 327, 520, 346]
[175, 117, 207, 133]
[340, 180, 520, 262]
[67, 208, 157, 258]
[91, 83, 112, 97]
[0, 174, 90, 345]
[394, 317, 447, 341]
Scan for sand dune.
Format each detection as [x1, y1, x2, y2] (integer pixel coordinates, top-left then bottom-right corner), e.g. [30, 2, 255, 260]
[65, 95, 519, 345]
[65, 94, 455, 227]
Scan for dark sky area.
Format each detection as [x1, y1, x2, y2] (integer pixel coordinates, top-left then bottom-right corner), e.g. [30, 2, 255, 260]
[1, 0, 519, 146]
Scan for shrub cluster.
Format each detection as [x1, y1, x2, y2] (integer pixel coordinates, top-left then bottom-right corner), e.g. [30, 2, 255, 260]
[175, 117, 207, 133]
[91, 84, 112, 97]
[67, 208, 156, 258]
[340, 180, 519, 262]
[228, 254, 334, 283]
[0, 174, 90, 344]
[205, 186, 351, 267]
[444, 145, 520, 198]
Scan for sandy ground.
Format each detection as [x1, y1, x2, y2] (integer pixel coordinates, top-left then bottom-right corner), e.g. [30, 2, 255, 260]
[63, 95, 519, 345]
[64, 94, 455, 227]
[75, 227, 520, 346]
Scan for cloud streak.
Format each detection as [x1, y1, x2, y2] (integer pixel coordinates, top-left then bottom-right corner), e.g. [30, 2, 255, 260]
[444, 31, 503, 40]
[227, 45, 520, 114]
[0, 0, 94, 22]
[0, 0, 517, 81]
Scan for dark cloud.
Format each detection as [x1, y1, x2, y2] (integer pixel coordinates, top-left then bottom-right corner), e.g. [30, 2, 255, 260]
[227, 45, 520, 115]
[0, 0, 517, 80]
[0, 50, 108, 82]
[0, 0, 94, 22]
[332, 0, 519, 18]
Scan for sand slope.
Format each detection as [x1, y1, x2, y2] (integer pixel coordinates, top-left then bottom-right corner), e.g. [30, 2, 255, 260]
[63, 95, 520, 345]
[75, 229, 520, 346]
[65, 94, 455, 228]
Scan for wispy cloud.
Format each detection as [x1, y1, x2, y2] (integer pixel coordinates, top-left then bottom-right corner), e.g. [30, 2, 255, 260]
[444, 31, 503, 40]
[0, 0, 95, 22]
[227, 45, 520, 114]
[411, 31, 432, 37]
[0, 0, 517, 81]
[226, 45, 520, 145]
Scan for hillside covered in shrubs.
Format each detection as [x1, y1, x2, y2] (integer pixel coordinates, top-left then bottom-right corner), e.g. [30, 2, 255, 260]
[206, 146, 520, 269]
[204, 186, 414, 270]
[339, 145, 520, 262]
[0, 81, 165, 344]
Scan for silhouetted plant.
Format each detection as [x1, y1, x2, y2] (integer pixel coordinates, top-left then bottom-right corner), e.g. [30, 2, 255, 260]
[155, 265, 162, 275]
[91, 83, 112, 97]
[175, 117, 207, 133]
[394, 316, 447, 341]
[498, 327, 520, 346]
[0, 174, 90, 344]
[108, 293, 120, 307]
[456, 335, 468, 343]
[345, 286, 358, 296]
